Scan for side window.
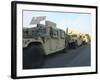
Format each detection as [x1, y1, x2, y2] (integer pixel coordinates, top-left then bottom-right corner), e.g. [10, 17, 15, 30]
[60, 30, 65, 39]
[50, 28, 58, 38]
[53, 29, 58, 38]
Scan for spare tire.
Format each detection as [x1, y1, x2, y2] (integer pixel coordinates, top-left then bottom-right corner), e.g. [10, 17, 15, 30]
[23, 43, 45, 69]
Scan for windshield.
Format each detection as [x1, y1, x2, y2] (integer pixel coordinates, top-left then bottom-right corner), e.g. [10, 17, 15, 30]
[71, 35, 77, 37]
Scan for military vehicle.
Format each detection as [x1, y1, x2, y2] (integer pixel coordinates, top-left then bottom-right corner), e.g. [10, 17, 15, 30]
[68, 34, 83, 48]
[23, 16, 67, 69]
[81, 34, 91, 44]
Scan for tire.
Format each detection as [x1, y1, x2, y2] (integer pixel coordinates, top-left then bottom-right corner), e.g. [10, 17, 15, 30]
[23, 44, 45, 69]
[62, 48, 67, 53]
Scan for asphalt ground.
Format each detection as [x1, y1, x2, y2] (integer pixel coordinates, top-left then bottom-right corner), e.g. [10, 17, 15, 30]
[42, 44, 91, 68]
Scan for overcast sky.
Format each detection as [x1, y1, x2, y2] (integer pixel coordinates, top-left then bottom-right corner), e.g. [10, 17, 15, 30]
[23, 10, 91, 35]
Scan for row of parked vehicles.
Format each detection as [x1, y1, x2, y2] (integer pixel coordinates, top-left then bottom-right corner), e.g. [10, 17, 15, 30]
[23, 16, 90, 69]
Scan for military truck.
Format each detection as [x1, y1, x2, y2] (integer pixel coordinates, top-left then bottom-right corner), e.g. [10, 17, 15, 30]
[23, 16, 67, 69]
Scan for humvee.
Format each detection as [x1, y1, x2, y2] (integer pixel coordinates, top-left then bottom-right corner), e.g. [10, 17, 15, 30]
[68, 34, 83, 48]
[23, 16, 67, 69]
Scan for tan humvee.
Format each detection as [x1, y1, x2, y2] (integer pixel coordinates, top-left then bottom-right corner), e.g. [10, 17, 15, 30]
[23, 16, 67, 69]
[68, 34, 83, 48]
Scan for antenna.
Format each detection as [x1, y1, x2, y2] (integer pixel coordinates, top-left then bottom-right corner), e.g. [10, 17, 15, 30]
[30, 16, 46, 25]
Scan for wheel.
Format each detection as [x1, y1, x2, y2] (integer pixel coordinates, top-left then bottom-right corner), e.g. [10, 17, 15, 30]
[62, 48, 67, 53]
[23, 44, 45, 69]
